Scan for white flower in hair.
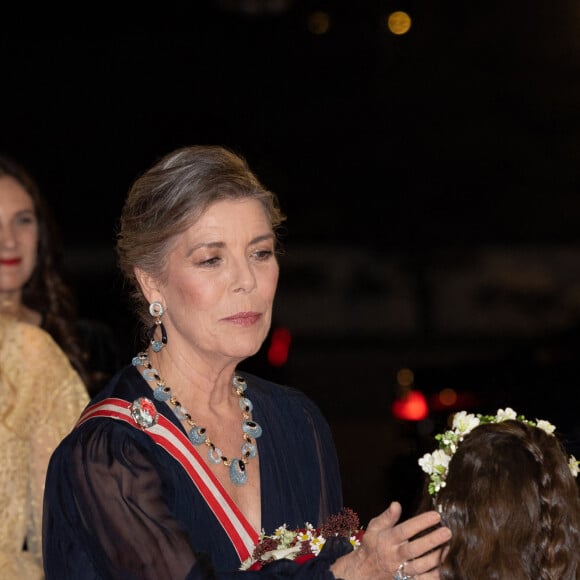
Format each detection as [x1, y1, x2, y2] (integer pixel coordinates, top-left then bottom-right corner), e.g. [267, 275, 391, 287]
[417, 454, 434, 475]
[419, 449, 450, 475]
[570, 455, 579, 478]
[432, 448, 451, 472]
[452, 411, 480, 435]
[495, 407, 517, 421]
[440, 432, 459, 454]
[535, 419, 556, 435]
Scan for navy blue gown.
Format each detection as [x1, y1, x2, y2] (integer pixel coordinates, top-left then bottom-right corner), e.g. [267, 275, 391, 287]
[42, 365, 350, 579]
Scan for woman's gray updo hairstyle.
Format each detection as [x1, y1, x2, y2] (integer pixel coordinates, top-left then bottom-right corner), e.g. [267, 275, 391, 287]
[116, 145, 286, 329]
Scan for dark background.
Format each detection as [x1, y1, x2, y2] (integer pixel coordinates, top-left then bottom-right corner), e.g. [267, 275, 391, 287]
[3, 0, 580, 523]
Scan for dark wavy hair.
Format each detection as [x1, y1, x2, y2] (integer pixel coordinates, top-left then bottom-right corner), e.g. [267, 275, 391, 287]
[0, 154, 90, 386]
[416, 419, 580, 579]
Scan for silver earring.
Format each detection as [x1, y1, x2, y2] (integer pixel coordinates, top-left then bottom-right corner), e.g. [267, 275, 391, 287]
[147, 301, 167, 352]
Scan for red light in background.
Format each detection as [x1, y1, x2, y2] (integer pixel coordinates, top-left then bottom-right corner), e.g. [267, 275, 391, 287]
[429, 388, 479, 411]
[267, 327, 291, 366]
[392, 390, 428, 421]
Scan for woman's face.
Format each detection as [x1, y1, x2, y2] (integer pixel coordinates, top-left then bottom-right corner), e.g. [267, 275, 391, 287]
[146, 198, 279, 363]
[0, 176, 38, 297]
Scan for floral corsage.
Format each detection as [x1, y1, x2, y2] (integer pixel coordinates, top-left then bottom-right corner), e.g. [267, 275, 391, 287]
[240, 507, 365, 571]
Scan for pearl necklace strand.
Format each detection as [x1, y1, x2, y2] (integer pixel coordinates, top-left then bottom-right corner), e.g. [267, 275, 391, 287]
[132, 351, 262, 486]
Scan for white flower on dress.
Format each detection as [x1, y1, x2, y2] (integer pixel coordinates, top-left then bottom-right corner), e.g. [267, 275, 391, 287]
[240, 508, 364, 571]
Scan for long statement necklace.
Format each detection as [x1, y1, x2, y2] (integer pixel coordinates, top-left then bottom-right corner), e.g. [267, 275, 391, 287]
[132, 351, 262, 486]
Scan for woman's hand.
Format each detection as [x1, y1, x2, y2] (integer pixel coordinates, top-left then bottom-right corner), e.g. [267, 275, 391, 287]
[330, 501, 451, 579]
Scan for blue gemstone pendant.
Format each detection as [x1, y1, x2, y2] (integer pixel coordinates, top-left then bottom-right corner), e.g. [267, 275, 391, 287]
[188, 426, 207, 445]
[229, 459, 248, 486]
[242, 420, 262, 439]
[241, 441, 257, 459]
[153, 385, 172, 401]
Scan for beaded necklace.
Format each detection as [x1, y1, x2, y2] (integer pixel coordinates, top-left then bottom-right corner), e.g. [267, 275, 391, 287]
[132, 351, 262, 486]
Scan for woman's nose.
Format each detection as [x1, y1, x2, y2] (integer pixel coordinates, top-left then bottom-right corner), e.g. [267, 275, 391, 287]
[0, 224, 18, 249]
[233, 260, 257, 293]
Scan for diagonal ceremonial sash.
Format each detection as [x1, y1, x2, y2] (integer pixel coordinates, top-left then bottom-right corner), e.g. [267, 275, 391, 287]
[77, 397, 259, 562]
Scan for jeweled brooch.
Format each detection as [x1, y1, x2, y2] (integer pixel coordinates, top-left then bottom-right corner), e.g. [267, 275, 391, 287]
[130, 397, 159, 429]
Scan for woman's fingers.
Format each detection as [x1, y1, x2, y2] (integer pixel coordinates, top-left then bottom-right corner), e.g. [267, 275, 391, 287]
[333, 503, 451, 579]
[393, 510, 444, 545]
[376, 501, 403, 528]
[399, 543, 447, 577]
[396, 519, 451, 578]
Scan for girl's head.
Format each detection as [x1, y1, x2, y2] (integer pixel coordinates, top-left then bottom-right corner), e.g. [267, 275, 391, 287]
[418, 409, 580, 579]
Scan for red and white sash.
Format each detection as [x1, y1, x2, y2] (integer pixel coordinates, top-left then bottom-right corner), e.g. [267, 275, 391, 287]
[77, 397, 259, 562]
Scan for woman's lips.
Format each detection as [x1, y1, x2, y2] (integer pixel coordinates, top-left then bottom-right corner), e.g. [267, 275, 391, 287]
[0, 258, 21, 266]
[222, 312, 262, 327]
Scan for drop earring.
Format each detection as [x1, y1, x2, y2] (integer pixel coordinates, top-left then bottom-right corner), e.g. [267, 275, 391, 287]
[147, 301, 167, 352]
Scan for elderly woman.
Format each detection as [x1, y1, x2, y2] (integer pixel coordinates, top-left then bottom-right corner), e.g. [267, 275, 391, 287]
[42, 145, 451, 579]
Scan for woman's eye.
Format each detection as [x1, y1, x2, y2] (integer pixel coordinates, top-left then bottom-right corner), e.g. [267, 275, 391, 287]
[253, 249, 274, 260]
[16, 215, 36, 225]
[198, 256, 221, 266]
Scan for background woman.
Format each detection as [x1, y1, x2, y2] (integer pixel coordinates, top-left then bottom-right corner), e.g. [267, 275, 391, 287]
[0, 154, 119, 395]
[0, 313, 89, 579]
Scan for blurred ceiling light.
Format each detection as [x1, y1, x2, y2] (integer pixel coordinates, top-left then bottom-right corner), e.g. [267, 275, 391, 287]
[267, 326, 292, 366]
[307, 10, 330, 35]
[396, 367, 414, 388]
[387, 11, 412, 35]
[392, 389, 428, 421]
[438, 388, 458, 407]
[393, 367, 427, 421]
[429, 390, 480, 412]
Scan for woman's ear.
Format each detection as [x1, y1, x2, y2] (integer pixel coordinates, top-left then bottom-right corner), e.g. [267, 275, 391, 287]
[134, 267, 162, 305]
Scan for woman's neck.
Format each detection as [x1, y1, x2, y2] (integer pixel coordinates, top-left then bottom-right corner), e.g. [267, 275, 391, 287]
[147, 347, 238, 409]
[0, 294, 41, 325]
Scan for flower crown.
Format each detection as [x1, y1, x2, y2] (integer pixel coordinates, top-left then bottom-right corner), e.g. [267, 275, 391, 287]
[419, 407, 579, 497]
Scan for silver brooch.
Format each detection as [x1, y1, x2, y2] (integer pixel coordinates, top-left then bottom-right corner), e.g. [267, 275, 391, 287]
[130, 397, 159, 429]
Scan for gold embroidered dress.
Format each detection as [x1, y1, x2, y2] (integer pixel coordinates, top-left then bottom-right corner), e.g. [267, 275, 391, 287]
[0, 315, 89, 579]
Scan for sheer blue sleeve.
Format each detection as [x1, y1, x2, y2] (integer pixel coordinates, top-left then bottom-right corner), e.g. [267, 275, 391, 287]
[43, 420, 213, 579]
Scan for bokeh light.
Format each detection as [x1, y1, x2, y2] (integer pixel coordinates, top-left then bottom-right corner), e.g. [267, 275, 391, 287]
[387, 11, 412, 35]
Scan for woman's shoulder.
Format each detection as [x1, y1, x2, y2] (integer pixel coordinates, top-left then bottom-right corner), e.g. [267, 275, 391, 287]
[2, 314, 70, 363]
[90, 363, 150, 403]
[59, 366, 155, 440]
[49, 395, 162, 482]
[240, 371, 308, 398]
[0, 314, 89, 425]
[239, 371, 326, 417]
[0, 314, 78, 381]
